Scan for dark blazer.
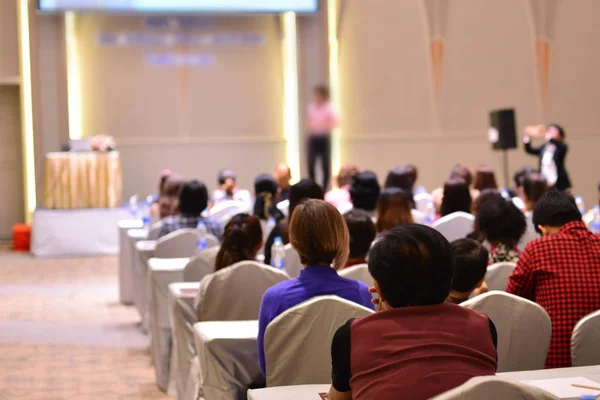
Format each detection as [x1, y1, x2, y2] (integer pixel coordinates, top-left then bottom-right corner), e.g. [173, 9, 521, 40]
[525, 138, 571, 191]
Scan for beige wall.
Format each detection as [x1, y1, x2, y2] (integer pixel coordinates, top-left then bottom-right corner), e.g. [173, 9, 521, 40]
[338, 0, 600, 205]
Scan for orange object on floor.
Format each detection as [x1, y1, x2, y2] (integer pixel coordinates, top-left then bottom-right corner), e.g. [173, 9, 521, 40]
[12, 224, 31, 251]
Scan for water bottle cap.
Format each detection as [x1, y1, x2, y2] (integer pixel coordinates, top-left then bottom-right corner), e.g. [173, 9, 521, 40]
[274, 236, 283, 244]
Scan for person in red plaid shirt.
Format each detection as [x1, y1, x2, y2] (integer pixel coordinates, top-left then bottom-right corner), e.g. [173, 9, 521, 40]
[506, 189, 600, 368]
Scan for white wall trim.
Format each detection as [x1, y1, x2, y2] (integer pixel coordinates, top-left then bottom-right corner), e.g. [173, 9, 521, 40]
[117, 136, 286, 146]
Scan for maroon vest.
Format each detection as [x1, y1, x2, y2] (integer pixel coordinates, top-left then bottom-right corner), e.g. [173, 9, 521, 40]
[349, 303, 497, 400]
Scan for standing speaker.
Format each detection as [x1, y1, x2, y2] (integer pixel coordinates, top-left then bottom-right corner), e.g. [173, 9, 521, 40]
[489, 108, 517, 150]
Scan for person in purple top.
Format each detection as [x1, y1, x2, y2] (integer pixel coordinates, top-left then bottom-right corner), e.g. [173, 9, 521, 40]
[257, 199, 374, 377]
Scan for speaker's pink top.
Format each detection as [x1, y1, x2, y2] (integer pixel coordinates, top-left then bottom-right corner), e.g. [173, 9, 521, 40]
[307, 101, 338, 135]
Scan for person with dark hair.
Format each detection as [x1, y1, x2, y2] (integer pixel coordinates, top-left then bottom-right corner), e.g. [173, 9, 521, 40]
[158, 180, 223, 239]
[375, 188, 414, 234]
[473, 166, 498, 191]
[325, 165, 359, 208]
[273, 162, 292, 203]
[447, 239, 489, 304]
[307, 84, 339, 190]
[403, 163, 427, 195]
[328, 225, 497, 400]
[477, 196, 526, 263]
[349, 171, 381, 216]
[258, 200, 373, 377]
[507, 189, 600, 368]
[439, 178, 472, 218]
[156, 172, 185, 220]
[513, 166, 537, 192]
[343, 210, 376, 268]
[263, 179, 324, 265]
[210, 169, 252, 208]
[517, 173, 548, 249]
[523, 124, 571, 191]
[253, 174, 284, 221]
[466, 189, 503, 242]
[432, 163, 478, 213]
[383, 167, 415, 208]
[214, 214, 263, 273]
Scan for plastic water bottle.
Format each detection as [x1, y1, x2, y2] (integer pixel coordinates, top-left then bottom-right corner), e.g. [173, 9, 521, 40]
[271, 237, 286, 270]
[267, 217, 276, 232]
[128, 195, 139, 218]
[425, 201, 435, 225]
[592, 205, 600, 234]
[141, 203, 151, 227]
[196, 221, 208, 250]
[575, 196, 585, 216]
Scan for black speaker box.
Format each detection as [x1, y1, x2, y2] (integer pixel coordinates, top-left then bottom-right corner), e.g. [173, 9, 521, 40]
[489, 108, 517, 150]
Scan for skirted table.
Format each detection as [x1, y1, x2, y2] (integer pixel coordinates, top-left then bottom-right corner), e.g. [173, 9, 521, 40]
[43, 151, 122, 209]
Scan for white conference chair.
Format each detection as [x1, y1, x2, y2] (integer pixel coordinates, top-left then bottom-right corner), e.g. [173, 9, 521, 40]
[485, 262, 517, 292]
[155, 229, 198, 259]
[571, 309, 600, 367]
[284, 244, 303, 278]
[431, 211, 475, 242]
[431, 376, 558, 400]
[337, 201, 354, 215]
[277, 199, 289, 218]
[209, 200, 249, 224]
[177, 262, 289, 400]
[182, 246, 220, 282]
[414, 192, 432, 214]
[338, 264, 374, 287]
[264, 296, 374, 387]
[461, 291, 551, 372]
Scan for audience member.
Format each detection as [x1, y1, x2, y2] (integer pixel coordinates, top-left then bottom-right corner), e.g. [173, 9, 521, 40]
[383, 167, 415, 208]
[273, 162, 292, 203]
[447, 239, 489, 304]
[404, 163, 427, 195]
[263, 179, 324, 265]
[325, 165, 359, 208]
[473, 166, 498, 191]
[513, 166, 537, 193]
[157, 173, 185, 220]
[258, 199, 374, 377]
[253, 174, 284, 221]
[439, 178, 472, 218]
[158, 180, 223, 239]
[148, 169, 173, 221]
[349, 171, 381, 216]
[477, 196, 526, 264]
[210, 169, 252, 208]
[506, 190, 600, 368]
[375, 188, 414, 234]
[328, 225, 497, 400]
[518, 173, 547, 249]
[433, 163, 478, 212]
[343, 210, 376, 269]
[467, 189, 503, 241]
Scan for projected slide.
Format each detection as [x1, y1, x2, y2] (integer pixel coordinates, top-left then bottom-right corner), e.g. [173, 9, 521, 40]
[39, 0, 318, 12]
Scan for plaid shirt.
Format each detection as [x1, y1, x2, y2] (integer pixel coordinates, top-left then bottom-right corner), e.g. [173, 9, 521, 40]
[158, 214, 223, 240]
[506, 221, 600, 368]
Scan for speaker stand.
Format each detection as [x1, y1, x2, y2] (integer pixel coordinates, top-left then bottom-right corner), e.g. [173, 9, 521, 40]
[502, 150, 510, 189]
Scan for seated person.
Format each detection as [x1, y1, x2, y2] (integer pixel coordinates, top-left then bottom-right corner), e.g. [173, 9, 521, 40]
[273, 162, 292, 203]
[383, 166, 415, 208]
[375, 188, 414, 235]
[195, 214, 263, 319]
[325, 165, 359, 208]
[404, 163, 427, 195]
[329, 225, 497, 400]
[507, 190, 600, 368]
[466, 188, 503, 242]
[258, 199, 374, 377]
[157, 173, 185, 220]
[263, 179, 324, 266]
[149, 169, 173, 221]
[473, 166, 498, 192]
[518, 172, 548, 249]
[349, 171, 381, 217]
[446, 239, 489, 304]
[435, 177, 472, 222]
[342, 210, 376, 269]
[477, 196, 526, 264]
[253, 173, 284, 221]
[158, 180, 223, 239]
[210, 169, 252, 208]
[432, 163, 479, 213]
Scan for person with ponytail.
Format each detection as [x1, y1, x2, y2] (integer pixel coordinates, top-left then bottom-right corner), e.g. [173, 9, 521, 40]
[214, 214, 263, 272]
[253, 174, 284, 221]
[257, 199, 374, 377]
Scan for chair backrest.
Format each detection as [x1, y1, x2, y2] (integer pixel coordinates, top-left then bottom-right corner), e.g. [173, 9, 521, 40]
[461, 291, 551, 372]
[148, 221, 163, 240]
[431, 211, 475, 242]
[338, 264, 373, 287]
[208, 200, 249, 224]
[411, 209, 426, 225]
[265, 295, 374, 386]
[486, 262, 517, 291]
[431, 376, 558, 400]
[284, 244, 303, 278]
[182, 247, 220, 282]
[276, 200, 289, 218]
[571, 309, 600, 367]
[414, 192, 432, 213]
[155, 229, 198, 258]
[198, 261, 289, 321]
[336, 201, 354, 215]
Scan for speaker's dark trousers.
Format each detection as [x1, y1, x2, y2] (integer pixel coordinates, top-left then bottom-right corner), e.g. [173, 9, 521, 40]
[308, 133, 331, 190]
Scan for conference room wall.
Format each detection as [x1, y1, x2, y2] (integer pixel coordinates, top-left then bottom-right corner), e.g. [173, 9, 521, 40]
[338, 0, 600, 204]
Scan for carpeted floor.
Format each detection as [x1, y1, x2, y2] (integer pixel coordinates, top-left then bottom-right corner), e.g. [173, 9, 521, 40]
[0, 250, 171, 399]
